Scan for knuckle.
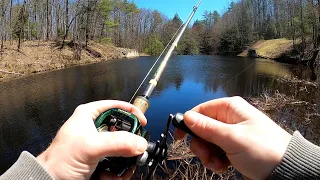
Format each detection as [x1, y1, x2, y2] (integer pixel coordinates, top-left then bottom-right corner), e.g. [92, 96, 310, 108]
[75, 104, 86, 112]
[231, 96, 244, 102]
[117, 132, 137, 154]
[202, 120, 216, 139]
[123, 140, 136, 154]
[229, 96, 248, 109]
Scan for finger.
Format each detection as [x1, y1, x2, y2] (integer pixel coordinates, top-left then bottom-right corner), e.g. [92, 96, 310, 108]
[76, 100, 147, 126]
[122, 166, 136, 180]
[100, 172, 122, 180]
[86, 131, 148, 161]
[190, 138, 211, 165]
[192, 96, 265, 124]
[212, 153, 230, 173]
[206, 153, 230, 173]
[184, 111, 232, 147]
[190, 138, 230, 173]
[191, 97, 232, 123]
[174, 128, 186, 140]
[98, 166, 136, 180]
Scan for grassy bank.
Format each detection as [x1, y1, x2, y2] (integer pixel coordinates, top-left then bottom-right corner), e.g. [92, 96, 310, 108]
[0, 41, 138, 82]
[238, 38, 296, 61]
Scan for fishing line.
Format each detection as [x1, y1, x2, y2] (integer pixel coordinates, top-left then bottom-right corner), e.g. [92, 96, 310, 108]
[221, 60, 256, 87]
[129, 23, 185, 103]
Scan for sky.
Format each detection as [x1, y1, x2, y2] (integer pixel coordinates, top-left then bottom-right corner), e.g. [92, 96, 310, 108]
[134, 0, 233, 22]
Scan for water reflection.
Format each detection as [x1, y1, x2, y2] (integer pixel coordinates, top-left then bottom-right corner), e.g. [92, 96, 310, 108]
[0, 55, 319, 173]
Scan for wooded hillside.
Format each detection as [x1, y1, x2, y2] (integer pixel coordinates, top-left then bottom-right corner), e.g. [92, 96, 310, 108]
[203, 0, 320, 66]
[0, 0, 319, 65]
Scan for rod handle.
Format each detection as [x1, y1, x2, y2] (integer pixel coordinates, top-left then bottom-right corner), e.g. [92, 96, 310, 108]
[132, 96, 150, 114]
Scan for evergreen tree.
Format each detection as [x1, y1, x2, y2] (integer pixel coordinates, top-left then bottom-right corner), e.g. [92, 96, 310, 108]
[145, 35, 164, 55]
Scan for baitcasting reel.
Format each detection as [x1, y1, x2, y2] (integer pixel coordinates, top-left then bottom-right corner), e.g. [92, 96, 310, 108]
[92, 108, 184, 179]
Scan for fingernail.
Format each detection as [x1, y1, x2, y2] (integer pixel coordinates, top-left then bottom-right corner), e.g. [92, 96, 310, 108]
[207, 163, 223, 173]
[185, 111, 198, 126]
[207, 163, 216, 170]
[136, 137, 148, 153]
[207, 163, 220, 172]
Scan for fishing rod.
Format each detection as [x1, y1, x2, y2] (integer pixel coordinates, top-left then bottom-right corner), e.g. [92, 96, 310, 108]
[132, 0, 202, 113]
[92, 0, 203, 179]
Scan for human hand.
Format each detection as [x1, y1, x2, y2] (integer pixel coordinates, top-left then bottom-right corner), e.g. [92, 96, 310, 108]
[36, 100, 148, 180]
[175, 96, 292, 180]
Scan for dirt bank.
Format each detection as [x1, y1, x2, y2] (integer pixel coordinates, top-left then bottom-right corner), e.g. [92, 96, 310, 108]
[0, 41, 139, 82]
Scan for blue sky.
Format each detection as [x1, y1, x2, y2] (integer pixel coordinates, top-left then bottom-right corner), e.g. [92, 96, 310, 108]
[134, 0, 233, 22]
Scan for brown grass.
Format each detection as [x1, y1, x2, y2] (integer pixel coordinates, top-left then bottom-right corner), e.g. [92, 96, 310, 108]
[247, 90, 320, 145]
[164, 141, 240, 180]
[248, 90, 309, 112]
[0, 40, 137, 82]
[167, 137, 195, 161]
[159, 132, 241, 180]
[246, 76, 319, 144]
[165, 77, 319, 179]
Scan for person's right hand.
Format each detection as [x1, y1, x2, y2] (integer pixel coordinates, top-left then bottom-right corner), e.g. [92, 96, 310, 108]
[174, 96, 292, 180]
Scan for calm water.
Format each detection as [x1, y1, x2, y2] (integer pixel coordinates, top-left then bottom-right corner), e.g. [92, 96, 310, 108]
[0, 55, 319, 173]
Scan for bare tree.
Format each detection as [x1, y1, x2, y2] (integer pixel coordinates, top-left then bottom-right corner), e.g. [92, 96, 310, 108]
[0, 0, 9, 52]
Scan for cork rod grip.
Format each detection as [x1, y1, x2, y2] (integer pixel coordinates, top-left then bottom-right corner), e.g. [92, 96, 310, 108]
[132, 96, 150, 114]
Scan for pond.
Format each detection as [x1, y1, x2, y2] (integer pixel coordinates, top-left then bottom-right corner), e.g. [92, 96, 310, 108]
[0, 55, 319, 173]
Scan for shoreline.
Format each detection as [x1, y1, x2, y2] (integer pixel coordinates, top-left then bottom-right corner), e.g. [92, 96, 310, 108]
[0, 41, 140, 82]
[0, 57, 130, 83]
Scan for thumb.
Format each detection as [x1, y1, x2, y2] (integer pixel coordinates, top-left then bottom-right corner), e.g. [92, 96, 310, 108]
[184, 111, 233, 148]
[87, 131, 148, 161]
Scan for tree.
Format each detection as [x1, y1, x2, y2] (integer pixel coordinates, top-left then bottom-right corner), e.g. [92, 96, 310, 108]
[172, 13, 182, 27]
[0, 0, 8, 51]
[97, 0, 114, 41]
[177, 29, 199, 55]
[65, 0, 69, 38]
[145, 35, 164, 55]
[213, 10, 220, 25]
[160, 13, 182, 47]
[13, 0, 28, 50]
[202, 11, 214, 29]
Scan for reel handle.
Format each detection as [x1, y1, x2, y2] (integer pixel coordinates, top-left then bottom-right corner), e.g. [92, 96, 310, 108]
[172, 113, 199, 138]
[172, 113, 226, 156]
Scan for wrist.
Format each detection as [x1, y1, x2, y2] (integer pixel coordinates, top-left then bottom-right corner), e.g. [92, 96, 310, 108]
[269, 131, 320, 179]
[36, 148, 58, 179]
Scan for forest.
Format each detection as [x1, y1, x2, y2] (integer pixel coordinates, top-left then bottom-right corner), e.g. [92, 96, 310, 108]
[0, 0, 319, 65]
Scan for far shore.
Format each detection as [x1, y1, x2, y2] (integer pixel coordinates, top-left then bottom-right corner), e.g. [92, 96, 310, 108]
[1, 39, 316, 82]
[0, 41, 140, 82]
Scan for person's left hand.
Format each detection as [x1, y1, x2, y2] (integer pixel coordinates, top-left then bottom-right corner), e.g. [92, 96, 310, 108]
[36, 100, 148, 180]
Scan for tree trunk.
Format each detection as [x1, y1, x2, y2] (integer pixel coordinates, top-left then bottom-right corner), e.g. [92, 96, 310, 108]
[46, 0, 49, 40]
[0, 0, 4, 52]
[9, 0, 12, 43]
[309, 50, 319, 66]
[317, 0, 320, 47]
[100, 17, 106, 42]
[300, 0, 306, 57]
[18, 0, 26, 50]
[65, 0, 68, 38]
[85, 0, 90, 47]
[56, 4, 60, 38]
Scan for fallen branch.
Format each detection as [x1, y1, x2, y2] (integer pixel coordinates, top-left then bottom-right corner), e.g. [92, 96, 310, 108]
[0, 70, 23, 76]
